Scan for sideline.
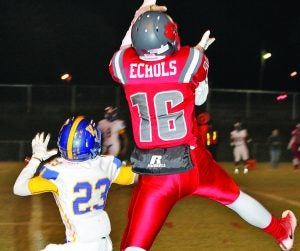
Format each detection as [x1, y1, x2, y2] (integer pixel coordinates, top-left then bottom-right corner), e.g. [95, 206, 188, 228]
[248, 190, 300, 208]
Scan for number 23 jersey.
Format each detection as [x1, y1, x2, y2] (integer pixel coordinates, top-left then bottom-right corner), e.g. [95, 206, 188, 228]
[36, 156, 122, 242]
[109, 46, 209, 149]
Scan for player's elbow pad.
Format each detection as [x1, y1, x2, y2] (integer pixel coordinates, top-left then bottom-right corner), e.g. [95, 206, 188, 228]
[195, 80, 209, 106]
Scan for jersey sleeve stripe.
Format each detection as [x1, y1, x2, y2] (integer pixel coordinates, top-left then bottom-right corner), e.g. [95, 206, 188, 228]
[179, 48, 203, 83]
[179, 48, 194, 82]
[41, 168, 59, 180]
[28, 176, 58, 194]
[191, 49, 203, 77]
[113, 157, 122, 169]
[112, 50, 127, 84]
[113, 165, 135, 185]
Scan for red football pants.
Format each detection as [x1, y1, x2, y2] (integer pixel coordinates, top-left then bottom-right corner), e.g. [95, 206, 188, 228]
[121, 146, 240, 250]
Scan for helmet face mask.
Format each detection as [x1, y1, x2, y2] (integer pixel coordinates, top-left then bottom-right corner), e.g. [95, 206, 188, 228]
[131, 11, 180, 57]
[57, 116, 101, 162]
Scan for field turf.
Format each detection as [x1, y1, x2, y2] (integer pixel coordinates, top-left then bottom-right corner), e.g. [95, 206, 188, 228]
[1, 162, 299, 251]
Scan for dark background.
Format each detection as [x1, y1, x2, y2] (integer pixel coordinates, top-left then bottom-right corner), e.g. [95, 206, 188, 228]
[0, 0, 299, 91]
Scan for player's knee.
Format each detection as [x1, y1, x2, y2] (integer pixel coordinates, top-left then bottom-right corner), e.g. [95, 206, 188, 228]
[125, 247, 146, 251]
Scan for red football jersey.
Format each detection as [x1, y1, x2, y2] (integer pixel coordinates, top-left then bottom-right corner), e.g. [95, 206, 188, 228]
[109, 46, 209, 149]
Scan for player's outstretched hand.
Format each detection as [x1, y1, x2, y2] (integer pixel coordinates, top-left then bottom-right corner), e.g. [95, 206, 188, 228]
[133, 0, 167, 24]
[32, 132, 58, 162]
[141, 0, 167, 12]
[196, 30, 215, 52]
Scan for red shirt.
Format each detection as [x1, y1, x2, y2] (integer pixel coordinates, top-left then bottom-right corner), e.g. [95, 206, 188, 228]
[109, 46, 209, 149]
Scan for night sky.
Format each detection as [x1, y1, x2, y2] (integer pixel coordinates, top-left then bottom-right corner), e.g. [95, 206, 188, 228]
[0, 1, 299, 91]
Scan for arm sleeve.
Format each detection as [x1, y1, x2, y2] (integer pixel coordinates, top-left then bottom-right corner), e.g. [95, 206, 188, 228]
[109, 51, 124, 84]
[13, 158, 41, 196]
[13, 159, 59, 196]
[195, 78, 209, 106]
[113, 165, 136, 185]
[28, 176, 58, 195]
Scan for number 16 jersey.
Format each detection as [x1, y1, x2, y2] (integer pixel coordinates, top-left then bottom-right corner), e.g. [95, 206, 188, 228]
[109, 46, 209, 149]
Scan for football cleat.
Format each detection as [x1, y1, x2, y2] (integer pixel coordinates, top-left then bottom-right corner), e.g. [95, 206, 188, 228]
[243, 168, 249, 174]
[234, 168, 239, 174]
[279, 210, 297, 251]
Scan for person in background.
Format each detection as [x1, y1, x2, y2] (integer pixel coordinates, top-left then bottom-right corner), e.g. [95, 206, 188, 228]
[98, 106, 129, 160]
[267, 129, 282, 168]
[287, 123, 300, 170]
[196, 112, 218, 159]
[230, 121, 251, 174]
[13, 116, 136, 251]
[109, 1, 297, 251]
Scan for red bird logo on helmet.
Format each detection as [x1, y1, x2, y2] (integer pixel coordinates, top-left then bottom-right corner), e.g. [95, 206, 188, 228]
[164, 22, 177, 42]
[164, 21, 180, 51]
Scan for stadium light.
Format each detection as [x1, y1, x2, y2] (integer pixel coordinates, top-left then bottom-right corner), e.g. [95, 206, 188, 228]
[262, 52, 272, 60]
[60, 73, 72, 82]
[258, 50, 272, 90]
[276, 93, 288, 101]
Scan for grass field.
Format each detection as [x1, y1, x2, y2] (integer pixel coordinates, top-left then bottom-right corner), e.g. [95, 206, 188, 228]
[0, 161, 299, 251]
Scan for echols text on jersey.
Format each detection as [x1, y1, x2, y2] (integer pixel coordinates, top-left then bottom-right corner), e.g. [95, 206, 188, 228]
[129, 60, 177, 79]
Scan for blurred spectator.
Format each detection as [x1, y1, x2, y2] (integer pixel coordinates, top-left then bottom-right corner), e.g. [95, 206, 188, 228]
[287, 123, 300, 170]
[97, 106, 129, 160]
[196, 112, 218, 159]
[266, 129, 282, 168]
[230, 122, 251, 174]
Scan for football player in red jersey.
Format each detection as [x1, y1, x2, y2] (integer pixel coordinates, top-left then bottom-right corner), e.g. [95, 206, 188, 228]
[109, 1, 297, 250]
[288, 123, 300, 169]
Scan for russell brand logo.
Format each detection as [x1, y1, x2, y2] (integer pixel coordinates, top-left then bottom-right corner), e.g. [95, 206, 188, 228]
[147, 155, 166, 168]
